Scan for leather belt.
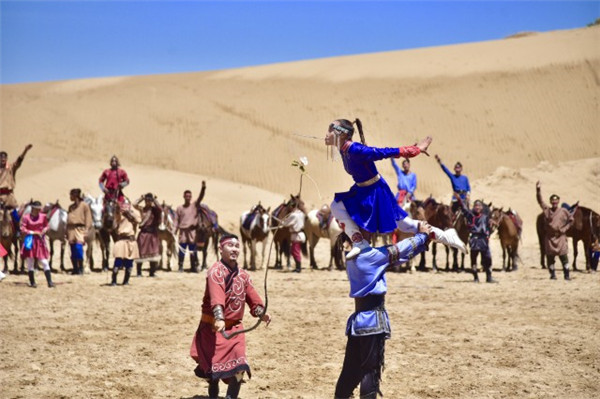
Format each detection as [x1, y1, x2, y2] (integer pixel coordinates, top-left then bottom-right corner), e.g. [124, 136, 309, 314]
[201, 313, 241, 329]
[356, 174, 381, 187]
[0, 188, 13, 195]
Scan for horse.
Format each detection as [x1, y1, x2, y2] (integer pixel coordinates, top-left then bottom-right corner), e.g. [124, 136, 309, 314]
[196, 203, 220, 271]
[489, 207, 521, 272]
[240, 203, 270, 271]
[0, 202, 21, 274]
[270, 200, 292, 269]
[305, 204, 346, 271]
[43, 201, 68, 272]
[422, 196, 454, 271]
[84, 194, 108, 272]
[158, 203, 177, 271]
[538, 206, 600, 271]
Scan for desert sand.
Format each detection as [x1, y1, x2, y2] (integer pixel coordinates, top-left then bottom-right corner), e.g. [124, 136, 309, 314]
[1, 27, 599, 398]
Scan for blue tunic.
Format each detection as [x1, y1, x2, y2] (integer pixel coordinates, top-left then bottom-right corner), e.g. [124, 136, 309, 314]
[440, 163, 471, 201]
[345, 233, 428, 337]
[334, 142, 408, 234]
[391, 158, 417, 200]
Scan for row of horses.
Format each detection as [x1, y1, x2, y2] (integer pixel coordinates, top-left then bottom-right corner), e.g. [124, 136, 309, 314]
[2, 193, 598, 275]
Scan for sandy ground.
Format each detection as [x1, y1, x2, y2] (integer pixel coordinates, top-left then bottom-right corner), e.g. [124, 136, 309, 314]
[1, 25, 600, 398]
[1, 239, 599, 399]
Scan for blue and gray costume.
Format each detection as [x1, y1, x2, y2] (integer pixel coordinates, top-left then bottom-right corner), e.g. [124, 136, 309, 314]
[440, 162, 470, 210]
[458, 199, 493, 281]
[335, 233, 429, 399]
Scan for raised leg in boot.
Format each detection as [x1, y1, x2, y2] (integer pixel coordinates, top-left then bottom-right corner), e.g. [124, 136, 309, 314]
[330, 200, 370, 260]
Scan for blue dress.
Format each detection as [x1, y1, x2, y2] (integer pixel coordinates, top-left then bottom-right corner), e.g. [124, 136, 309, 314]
[334, 142, 407, 234]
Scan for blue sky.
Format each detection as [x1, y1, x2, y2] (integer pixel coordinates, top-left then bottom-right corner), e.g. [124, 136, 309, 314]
[1, 1, 598, 84]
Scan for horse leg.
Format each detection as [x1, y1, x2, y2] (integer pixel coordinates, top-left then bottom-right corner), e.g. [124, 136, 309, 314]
[418, 252, 426, 271]
[49, 239, 55, 272]
[60, 240, 66, 272]
[572, 238, 579, 271]
[445, 246, 450, 271]
[502, 247, 507, 272]
[583, 240, 591, 272]
[451, 248, 458, 272]
[242, 239, 248, 269]
[250, 240, 256, 271]
[460, 253, 465, 272]
[310, 235, 318, 269]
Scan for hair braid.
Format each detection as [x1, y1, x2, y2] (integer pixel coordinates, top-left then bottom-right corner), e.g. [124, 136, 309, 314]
[354, 118, 365, 145]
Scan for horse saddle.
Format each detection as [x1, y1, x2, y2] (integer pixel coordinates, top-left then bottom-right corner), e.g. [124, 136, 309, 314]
[317, 209, 333, 230]
[242, 212, 258, 231]
[198, 204, 218, 226]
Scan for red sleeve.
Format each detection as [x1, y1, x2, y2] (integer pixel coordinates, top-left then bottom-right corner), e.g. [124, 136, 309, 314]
[99, 170, 108, 183]
[206, 265, 227, 310]
[397, 146, 421, 158]
[120, 169, 129, 183]
[20, 215, 31, 235]
[245, 274, 265, 316]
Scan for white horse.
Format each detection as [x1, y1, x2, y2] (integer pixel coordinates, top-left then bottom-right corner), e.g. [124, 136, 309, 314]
[83, 194, 104, 272]
[239, 204, 270, 271]
[44, 202, 68, 272]
[304, 208, 346, 270]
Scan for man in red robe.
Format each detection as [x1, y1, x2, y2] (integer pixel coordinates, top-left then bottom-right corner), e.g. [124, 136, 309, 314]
[190, 234, 271, 399]
[98, 155, 129, 204]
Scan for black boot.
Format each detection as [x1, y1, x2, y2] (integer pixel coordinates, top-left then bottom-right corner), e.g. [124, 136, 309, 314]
[123, 268, 131, 285]
[178, 252, 184, 273]
[149, 261, 157, 277]
[293, 259, 301, 273]
[208, 379, 219, 399]
[110, 269, 118, 286]
[472, 267, 479, 283]
[485, 269, 498, 284]
[564, 268, 571, 281]
[77, 259, 84, 275]
[70, 258, 78, 275]
[225, 377, 241, 399]
[549, 265, 557, 280]
[44, 270, 55, 288]
[28, 270, 37, 288]
[136, 263, 143, 277]
[359, 392, 378, 399]
[191, 253, 199, 273]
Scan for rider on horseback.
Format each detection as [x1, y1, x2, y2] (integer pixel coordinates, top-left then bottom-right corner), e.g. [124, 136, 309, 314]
[99, 155, 130, 204]
[390, 157, 417, 206]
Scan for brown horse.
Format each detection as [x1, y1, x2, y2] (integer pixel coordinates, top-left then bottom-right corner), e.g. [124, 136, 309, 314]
[240, 203, 270, 270]
[391, 200, 427, 272]
[490, 207, 521, 272]
[0, 204, 20, 273]
[422, 196, 454, 271]
[305, 204, 346, 271]
[537, 205, 600, 272]
[196, 203, 220, 270]
[270, 198, 293, 269]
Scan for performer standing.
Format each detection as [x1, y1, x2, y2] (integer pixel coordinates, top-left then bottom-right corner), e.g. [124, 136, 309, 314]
[282, 201, 306, 273]
[134, 193, 162, 277]
[98, 155, 130, 204]
[66, 189, 92, 275]
[174, 188, 200, 273]
[334, 222, 432, 399]
[325, 118, 464, 259]
[190, 234, 271, 399]
[20, 201, 54, 288]
[111, 200, 141, 286]
[536, 181, 576, 280]
[454, 194, 496, 283]
[0, 144, 32, 210]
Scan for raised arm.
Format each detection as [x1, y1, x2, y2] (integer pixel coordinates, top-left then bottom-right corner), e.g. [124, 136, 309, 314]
[13, 144, 33, 173]
[390, 158, 401, 177]
[195, 181, 206, 207]
[435, 154, 453, 179]
[536, 181, 548, 211]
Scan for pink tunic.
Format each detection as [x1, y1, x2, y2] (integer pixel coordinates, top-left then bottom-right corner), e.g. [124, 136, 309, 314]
[20, 213, 50, 259]
[190, 260, 264, 381]
[175, 203, 198, 244]
[99, 168, 129, 202]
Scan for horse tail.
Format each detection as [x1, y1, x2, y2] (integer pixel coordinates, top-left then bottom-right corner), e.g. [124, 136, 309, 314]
[301, 238, 308, 257]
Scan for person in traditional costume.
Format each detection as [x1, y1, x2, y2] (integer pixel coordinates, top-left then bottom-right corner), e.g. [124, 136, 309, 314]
[110, 199, 141, 286]
[536, 181, 576, 280]
[98, 155, 130, 204]
[190, 234, 271, 399]
[434, 154, 471, 213]
[0, 144, 33, 236]
[20, 201, 54, 288]
[175, 187, 200, 273]
[334, 222, 432, 399]
[134, 193, 162, 277]
[281, 200, 306, 273]
[454, 193, 496, 283]
[390, 158, 417, 205]
[325, 118, 465, 259]
[66, 189, 92, 275]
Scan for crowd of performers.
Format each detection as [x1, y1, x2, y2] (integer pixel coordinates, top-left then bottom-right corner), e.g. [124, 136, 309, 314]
[2, 117, 597, 399]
